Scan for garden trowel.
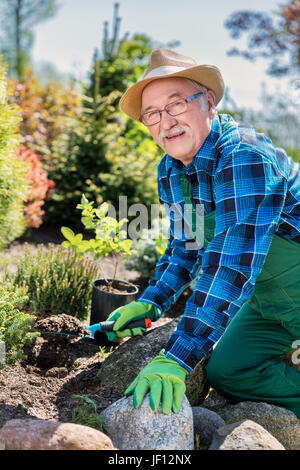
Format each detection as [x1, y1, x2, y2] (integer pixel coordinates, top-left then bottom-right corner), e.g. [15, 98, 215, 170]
[91, 317, 152, 346]
[38, 318, 152, 347]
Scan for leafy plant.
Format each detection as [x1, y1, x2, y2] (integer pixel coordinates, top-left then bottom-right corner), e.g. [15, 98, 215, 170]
[61, 194, 135, 287]
[98, 345, 113, 359]
[70, 394, 103, 432]
[8, 70, 82, 171]
[0, 279, 38, 366]
[7, 243, 100, 320]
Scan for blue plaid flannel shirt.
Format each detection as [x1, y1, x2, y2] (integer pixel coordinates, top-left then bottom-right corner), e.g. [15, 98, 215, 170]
[137, 113, 300, 373]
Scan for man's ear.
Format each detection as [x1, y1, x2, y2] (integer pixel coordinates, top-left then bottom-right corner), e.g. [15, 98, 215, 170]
[207, 90, 216, 119]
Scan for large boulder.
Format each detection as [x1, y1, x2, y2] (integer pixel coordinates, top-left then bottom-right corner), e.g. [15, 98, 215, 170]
[0, 418, 115, 450]
[209, 419, 285, 450]
[99, 394, 194, 450]
[217, 401, 300, 450]
[98, 317, 210, 405]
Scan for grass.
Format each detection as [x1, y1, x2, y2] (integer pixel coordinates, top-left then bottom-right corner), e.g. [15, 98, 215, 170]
[69, 394, 103, 432]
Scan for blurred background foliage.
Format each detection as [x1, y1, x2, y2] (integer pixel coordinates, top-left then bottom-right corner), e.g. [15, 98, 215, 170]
[0, 1, 298, 249]
[0, 57, 29, 249]
[0, 0, 60, 81]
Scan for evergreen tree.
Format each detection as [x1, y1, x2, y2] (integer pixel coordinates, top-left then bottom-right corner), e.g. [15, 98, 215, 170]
[87, 3, 179, 98]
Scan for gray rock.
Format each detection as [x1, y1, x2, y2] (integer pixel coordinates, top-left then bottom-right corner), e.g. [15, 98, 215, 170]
[217, 401, 300, 450]
[100, 393, 194, 450]
[98, 317, 210, 405]
[192, 407, 225, 446]
[209, 419, 286, 450]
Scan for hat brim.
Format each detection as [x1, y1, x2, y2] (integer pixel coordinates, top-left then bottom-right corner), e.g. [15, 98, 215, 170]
[119, 64, 225, 121]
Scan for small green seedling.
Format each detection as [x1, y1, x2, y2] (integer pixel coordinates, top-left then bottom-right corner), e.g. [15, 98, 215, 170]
[61, 194, 135, 286]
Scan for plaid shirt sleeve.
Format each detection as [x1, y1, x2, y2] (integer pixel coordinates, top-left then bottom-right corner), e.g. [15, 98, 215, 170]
[163, 145, 287, 372]
[137, 205, 202, 315]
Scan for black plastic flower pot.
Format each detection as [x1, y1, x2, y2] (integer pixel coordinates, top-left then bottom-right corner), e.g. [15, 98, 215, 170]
[90, 278, 139, 347]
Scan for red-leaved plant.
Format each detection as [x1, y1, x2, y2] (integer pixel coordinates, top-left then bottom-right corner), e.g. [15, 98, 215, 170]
[17, 146, 55, 228]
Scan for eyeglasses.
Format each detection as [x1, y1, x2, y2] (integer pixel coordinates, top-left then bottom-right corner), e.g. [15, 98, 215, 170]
[140, 92, 205, 126]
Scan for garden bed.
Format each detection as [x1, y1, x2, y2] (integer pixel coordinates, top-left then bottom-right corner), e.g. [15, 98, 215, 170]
[0, 233, 189, 428]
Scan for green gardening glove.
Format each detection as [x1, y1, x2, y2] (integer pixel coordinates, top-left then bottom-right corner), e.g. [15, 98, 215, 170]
[105, 301, 160, 341]
[125, 351, 188, 414]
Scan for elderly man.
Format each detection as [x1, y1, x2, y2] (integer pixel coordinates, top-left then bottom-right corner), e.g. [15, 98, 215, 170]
[88, 49, 300, 417]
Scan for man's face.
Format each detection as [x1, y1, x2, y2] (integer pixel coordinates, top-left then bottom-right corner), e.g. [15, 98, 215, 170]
[141, 77, 216, 166]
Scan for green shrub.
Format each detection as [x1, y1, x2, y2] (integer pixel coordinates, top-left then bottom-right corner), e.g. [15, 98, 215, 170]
[0, 280, 38, 366]
[43, 90, 122, 228]
[0, 57, 29, 249]
[7, 244, 100, 320]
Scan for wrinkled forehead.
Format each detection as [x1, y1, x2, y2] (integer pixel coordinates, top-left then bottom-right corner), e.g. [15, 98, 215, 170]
[141, 77, 196, 111]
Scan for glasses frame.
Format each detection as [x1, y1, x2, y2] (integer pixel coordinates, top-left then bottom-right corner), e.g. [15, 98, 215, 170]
[140, 91, 205, 126]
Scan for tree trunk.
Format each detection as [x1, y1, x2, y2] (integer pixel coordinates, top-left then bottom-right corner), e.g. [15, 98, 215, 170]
[15, 0, 23, 80]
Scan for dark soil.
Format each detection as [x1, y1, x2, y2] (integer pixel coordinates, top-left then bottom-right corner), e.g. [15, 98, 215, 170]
[0, 230, 190, 428]
[0, 313, 122, 427]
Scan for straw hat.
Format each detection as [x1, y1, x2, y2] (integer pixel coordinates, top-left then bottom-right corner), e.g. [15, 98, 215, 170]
[119, 48, 225, 121]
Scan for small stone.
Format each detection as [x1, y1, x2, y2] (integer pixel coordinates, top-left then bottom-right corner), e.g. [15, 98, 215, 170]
[209, 419, 285, 450]
[98, 317, 210, 405]
[0, 418, 115, 450]
[192, 407, 226, 445]
[100, 394, 194, 450]
[45, 367, 68, 378]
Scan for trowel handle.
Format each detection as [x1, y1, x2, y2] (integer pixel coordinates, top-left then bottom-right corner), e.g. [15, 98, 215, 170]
[98, 318, 152, 332]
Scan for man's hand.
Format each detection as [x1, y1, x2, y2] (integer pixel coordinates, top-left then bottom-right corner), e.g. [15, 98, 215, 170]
[88, 301, 159, 341]
[125, 351, 188, 414]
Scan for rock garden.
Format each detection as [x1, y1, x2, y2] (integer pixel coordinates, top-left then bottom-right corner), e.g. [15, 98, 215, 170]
[0, 228, 300, 451]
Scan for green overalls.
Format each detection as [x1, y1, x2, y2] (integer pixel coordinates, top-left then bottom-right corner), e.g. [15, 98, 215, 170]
[179, 174, 300, 418]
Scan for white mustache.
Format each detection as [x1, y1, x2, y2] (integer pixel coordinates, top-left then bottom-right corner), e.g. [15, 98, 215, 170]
[158, 125, 192, 146]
